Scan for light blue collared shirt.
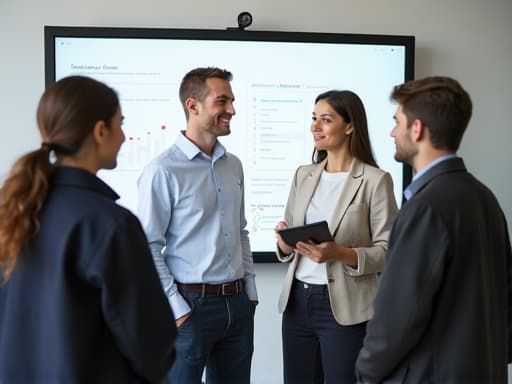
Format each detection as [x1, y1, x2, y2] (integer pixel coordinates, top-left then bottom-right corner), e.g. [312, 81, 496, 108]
[137, 132, 257, 319]
[403, 154, 458, 201]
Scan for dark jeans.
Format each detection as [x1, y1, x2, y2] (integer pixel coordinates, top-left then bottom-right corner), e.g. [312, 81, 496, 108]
[282, 280, 367, 384]
[166, 289, 255, 384]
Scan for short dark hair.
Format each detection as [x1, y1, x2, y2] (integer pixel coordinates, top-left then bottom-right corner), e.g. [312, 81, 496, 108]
[179, 67, 233, 120]
[313, 90, 377, 167]
[390, 76, 472, 151]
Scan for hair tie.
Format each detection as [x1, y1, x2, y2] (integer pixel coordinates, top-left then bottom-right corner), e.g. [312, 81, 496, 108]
[41, 142, 57, 164]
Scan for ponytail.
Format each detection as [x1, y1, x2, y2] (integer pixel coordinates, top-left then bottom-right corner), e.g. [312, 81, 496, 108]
[0, 145, 54, 282]
[0, 75, 119, 283]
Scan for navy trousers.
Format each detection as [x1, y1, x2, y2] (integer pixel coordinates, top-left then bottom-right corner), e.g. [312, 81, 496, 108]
[282, 280, 367, 384]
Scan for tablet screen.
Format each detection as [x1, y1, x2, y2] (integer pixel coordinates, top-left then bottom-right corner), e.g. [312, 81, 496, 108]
[278, 221, 333, 247]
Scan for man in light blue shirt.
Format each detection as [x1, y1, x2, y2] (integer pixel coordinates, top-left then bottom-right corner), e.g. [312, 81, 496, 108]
[137, 67, 258, 384]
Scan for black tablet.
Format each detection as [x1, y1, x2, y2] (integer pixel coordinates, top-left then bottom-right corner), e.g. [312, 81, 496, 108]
[278, 221, 333, 247]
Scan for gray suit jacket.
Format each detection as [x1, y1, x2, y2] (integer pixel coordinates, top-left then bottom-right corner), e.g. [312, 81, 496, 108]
[356, 157, 512, 383]
[277, 158, 398, 325]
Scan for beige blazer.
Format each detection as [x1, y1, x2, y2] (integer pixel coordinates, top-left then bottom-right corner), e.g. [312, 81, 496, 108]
[277, 158, 398, 325]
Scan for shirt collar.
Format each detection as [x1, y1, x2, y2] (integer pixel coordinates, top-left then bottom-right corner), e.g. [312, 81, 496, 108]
[176, 131, 226, 162]
[403, 153, 458, 201]
[52, 166, 119, 201]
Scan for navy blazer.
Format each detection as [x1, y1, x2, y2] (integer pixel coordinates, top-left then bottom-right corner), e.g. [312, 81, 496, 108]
[356, 158, 512, 383]
[0, 167, 176, 383]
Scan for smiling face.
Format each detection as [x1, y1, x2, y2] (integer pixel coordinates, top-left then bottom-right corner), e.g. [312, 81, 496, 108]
[194, 77, 236, 137]
[311, 99, 353, 152]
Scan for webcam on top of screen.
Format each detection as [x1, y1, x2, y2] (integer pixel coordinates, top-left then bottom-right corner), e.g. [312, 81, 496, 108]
[227, 12, 253, 31]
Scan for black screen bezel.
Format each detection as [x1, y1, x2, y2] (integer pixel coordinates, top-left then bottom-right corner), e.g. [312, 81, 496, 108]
[44, 25, 414, 263]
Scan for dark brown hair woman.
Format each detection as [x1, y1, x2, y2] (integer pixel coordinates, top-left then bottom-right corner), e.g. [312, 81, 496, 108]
[275, 90, 398, 383]
[0, 76, 176, 383]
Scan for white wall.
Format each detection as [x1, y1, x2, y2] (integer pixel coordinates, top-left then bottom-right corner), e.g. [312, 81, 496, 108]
[1, 1, 511, 383]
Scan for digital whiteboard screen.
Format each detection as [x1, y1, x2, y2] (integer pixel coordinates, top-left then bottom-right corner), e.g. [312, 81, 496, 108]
[45, 26, 414, 262]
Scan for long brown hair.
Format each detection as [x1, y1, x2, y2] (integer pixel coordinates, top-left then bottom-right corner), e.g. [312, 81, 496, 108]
[0, 76, 119, 282]
[312, 90, 378, 167]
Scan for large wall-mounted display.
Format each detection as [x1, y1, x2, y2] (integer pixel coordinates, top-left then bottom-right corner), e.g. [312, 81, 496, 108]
[45, 26, 414, 262]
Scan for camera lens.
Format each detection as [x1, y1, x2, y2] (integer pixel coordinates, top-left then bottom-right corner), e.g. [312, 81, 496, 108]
[238, 12, 252, 28]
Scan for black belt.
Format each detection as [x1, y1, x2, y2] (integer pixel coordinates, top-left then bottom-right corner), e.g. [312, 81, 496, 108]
[177, 279, 244, 296]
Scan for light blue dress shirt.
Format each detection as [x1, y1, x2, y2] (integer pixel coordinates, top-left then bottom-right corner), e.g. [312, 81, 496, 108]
[137, 131, 257, 319]
[403, 154, 458, 201]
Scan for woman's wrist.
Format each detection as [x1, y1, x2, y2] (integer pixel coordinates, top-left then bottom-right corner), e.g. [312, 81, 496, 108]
[277, 243, 293, 257]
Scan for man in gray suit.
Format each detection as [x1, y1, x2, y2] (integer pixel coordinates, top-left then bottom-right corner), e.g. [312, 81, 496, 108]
[355, 76, 512, 383]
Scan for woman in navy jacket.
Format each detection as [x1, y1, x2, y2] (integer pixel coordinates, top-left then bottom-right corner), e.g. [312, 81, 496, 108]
[0, 76, 176, 383]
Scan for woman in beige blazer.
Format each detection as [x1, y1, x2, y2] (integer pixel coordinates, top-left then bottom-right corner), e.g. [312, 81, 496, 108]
[275, 90, 398, 384]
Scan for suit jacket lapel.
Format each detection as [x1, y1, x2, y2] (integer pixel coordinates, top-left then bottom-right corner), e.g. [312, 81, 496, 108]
[328, 158, 364, 236]
[294, 160, 326, 225]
